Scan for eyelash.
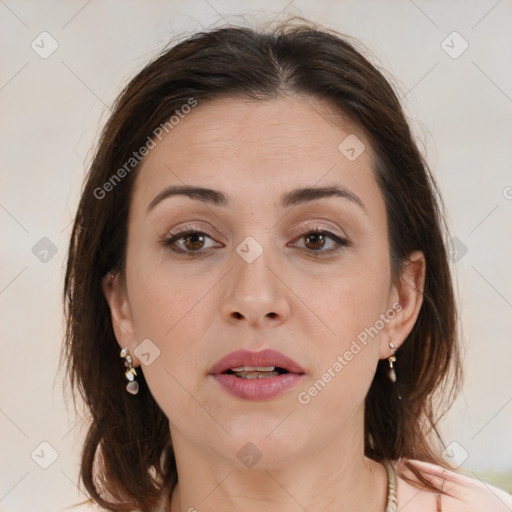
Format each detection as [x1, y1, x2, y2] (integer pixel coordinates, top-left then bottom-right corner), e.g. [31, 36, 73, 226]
[161, 225, 352, 258]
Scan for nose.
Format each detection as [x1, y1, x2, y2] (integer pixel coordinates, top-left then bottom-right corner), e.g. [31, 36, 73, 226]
[220, 242, 291, 329]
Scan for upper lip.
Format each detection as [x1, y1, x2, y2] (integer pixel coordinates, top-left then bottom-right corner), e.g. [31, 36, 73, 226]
[209, 349, 305, 375]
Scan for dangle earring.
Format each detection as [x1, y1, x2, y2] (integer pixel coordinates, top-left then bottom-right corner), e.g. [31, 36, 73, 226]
[387, 340, 402, 399]
[120, 347, 139, 395]
[387, 341, 397, 383]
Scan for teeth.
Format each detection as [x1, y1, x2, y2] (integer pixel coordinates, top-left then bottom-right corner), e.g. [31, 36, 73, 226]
[234, 370, 280, 379]
[230, 366, 275, 372]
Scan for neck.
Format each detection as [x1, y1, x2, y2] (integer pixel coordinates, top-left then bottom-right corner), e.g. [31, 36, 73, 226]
[167, 414, 388, 512]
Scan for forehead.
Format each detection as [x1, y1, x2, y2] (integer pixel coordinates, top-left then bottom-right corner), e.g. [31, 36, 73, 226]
[132, 95, 382, 215]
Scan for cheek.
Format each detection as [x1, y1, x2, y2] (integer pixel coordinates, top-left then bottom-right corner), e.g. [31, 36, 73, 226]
[299, 255, 391, 403]
[125, 253, 222, 387]
[127, 250, 216, 341]
[311, 263, 391, 344]
[127, 268, 213, 423]
[296, 277, 388, 418]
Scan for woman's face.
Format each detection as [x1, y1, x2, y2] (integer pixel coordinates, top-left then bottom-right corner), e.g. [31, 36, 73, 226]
[104, 95, 424, 468]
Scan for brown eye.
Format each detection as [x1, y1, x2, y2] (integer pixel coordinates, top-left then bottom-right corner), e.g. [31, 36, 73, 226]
[304, 232, 327, 251]
[290, 228, 351, 256]
[162, 228, 220, 255]
[182, 232, 206, 251]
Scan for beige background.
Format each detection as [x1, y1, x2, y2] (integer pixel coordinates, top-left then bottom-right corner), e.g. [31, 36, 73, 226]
[1, 1, 511, 510]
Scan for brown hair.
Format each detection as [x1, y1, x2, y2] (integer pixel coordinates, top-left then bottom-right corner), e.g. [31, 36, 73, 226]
[62, 16, 462, 511]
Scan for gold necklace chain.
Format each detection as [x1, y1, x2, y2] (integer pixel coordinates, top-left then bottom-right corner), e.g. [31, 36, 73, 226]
[383, 459, 398, 512]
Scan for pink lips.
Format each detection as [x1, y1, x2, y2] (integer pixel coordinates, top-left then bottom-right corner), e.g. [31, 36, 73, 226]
[209, 349, 305, 375]
[209, 349, 305, 401]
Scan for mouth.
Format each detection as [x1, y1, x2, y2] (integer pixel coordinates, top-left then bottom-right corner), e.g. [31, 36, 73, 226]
[209, 349, 305, 400]
[223, 365, 291, 379]
[209, 348, 306, 376]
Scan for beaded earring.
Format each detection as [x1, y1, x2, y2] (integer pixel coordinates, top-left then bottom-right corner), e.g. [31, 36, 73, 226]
[120, 347, 139, 395]
[388, 341, 397, 383]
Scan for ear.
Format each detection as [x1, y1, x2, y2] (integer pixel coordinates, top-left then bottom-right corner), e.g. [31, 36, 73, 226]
[101, 271, 141, 367]
[379, 250, 426, 359]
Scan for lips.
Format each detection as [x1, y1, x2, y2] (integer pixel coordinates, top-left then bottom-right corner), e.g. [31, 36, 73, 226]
[209, 349, 306, 400]
[209, 349, 305, 376]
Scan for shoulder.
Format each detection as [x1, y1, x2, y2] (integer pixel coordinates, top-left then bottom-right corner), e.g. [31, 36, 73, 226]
[394, 458, 512, 512]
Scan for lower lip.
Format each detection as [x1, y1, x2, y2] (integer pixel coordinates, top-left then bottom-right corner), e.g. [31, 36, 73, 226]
[211, 373, 304, 400]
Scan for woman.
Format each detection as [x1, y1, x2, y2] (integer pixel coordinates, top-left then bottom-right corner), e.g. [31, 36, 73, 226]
[62, 17, 512, 512]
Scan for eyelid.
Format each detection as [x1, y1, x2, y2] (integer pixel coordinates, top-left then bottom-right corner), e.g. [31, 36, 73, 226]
[164, 223, 220, 241]
[289, 222, 348, 241]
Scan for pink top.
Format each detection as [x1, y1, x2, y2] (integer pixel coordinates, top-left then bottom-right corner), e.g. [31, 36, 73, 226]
[395, 458, 512, 511]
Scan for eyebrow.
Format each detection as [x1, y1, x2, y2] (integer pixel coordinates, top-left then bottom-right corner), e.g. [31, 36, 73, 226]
[146, 184, 366, 213]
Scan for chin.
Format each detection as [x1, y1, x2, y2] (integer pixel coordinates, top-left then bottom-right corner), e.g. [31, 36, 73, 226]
[209, 417, 309, 469]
